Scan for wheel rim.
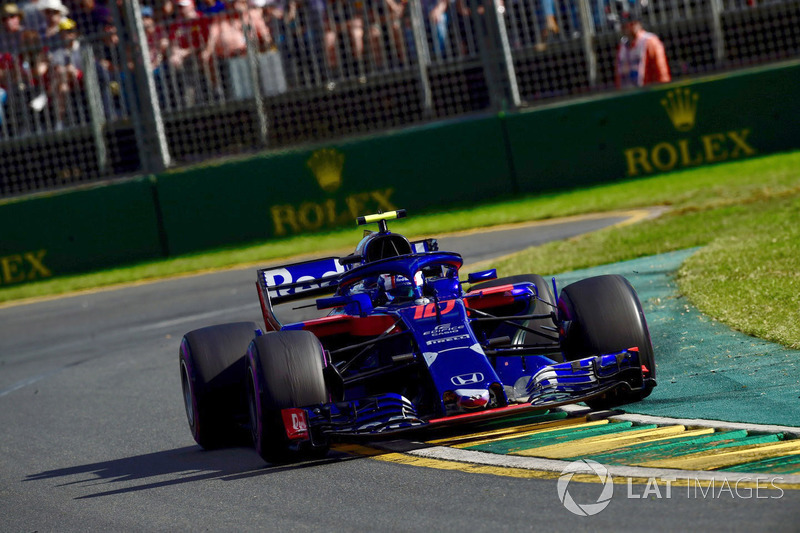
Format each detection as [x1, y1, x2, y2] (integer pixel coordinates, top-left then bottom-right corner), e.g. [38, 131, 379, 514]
[180, 359, 195, 429]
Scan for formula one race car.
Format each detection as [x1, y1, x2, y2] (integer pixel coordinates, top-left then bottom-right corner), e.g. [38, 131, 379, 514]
[179, 210, 656, 463]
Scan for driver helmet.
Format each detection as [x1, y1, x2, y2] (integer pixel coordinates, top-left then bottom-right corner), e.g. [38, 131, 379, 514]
[378, 273, 420, 302]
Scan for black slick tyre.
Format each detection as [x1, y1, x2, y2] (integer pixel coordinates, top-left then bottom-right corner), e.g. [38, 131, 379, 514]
[179, 321, 259, 449]
[559, 274, 656, 408]
[246, 330, 329, 463]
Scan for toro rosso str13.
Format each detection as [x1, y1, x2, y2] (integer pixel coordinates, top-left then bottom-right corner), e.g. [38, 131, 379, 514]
[179, 210, 656, 463]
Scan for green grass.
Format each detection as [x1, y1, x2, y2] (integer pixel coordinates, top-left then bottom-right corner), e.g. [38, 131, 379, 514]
[678, 201, 800, 348]
[488, 152, 800, 348]
[2, 151, 799, 350]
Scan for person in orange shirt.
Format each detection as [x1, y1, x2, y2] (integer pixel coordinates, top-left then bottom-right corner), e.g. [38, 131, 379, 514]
[614, 12, 670, 88]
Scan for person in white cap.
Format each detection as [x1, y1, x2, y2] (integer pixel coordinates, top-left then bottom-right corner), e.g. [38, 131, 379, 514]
[38, 0, 71, 48]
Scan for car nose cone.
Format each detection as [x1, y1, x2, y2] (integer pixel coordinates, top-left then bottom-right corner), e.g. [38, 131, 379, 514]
[454, 388, 490, 409]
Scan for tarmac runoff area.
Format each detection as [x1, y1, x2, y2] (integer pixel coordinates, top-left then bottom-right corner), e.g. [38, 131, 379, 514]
[338, 249, 800, 484]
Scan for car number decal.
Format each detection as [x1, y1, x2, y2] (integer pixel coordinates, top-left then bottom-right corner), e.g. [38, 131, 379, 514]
[413, 300, 456, 319]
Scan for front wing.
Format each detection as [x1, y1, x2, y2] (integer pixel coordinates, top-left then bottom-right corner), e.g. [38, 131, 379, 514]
[525, 348, 649, 406]
[293, 349, 647, 439]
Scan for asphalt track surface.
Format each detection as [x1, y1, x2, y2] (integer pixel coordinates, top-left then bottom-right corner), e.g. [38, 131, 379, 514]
[1, 212, 799, 532]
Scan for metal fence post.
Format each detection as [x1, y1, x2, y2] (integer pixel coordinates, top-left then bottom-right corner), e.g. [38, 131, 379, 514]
[578, 0, 597, 88]
[123, 0, 172, 172]
[471, 0, 520, 111]
[80, 44, 109, 174]
[244, 25, 270, 147]
[491, 0, 520, 108]
[710, 0, 727, 68]
[408, 0, 433, 114]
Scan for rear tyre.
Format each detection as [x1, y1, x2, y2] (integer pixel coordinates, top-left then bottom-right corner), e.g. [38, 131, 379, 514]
[246, 330, 329, 463]
[559, 275, 656, 409]
[475, 274, 558, 350]
[179, 321, 258, 449]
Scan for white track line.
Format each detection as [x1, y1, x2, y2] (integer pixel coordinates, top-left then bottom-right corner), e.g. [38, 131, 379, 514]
[401, 445, 800, 484]
[556, 404, 800, 438]
[126, 303, 260, 333]
[609, 413, 800, 439]
[373, 404, 800, 483]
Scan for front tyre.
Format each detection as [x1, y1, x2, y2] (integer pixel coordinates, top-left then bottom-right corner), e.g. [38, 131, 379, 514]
[559, 275, 656, 408]
[246, 330, 329, 463]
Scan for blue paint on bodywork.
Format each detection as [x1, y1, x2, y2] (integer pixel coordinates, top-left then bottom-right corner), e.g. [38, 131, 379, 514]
[398, 300, 504, 414]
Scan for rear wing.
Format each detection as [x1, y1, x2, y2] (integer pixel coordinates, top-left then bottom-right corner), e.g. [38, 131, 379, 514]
[256, 257, 345, 331]
[259, 257, 345, 304]
[412, 238, 438, 254]
[256, 238, 439, 330]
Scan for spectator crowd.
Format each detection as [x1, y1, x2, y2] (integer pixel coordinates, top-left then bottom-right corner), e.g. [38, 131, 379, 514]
[0, 0, 713, 138]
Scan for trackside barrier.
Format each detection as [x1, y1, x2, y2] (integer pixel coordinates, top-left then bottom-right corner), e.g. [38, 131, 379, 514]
[0, 61, 798, 286]
[506, 61, 800, 191]
[0, 178, 163, 286]
[155, 116, 513, 255]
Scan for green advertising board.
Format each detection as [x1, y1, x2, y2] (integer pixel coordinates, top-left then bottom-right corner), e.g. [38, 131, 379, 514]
[155, 116, 514, 255]
[505, 61, 800, 193]
[0, 178, 163, 286]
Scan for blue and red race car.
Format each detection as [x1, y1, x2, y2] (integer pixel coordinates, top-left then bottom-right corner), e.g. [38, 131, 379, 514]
[179, 210, 656, 463]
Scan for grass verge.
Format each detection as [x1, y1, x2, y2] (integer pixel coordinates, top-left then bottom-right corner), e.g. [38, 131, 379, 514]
[489, 154, 800, 348]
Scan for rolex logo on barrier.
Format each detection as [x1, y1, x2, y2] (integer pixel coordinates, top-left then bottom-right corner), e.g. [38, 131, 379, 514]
[307, 148, 344, 192]
[661, 88, 699, 132]
[270, 147, 397, 236]
[622, 86, 756, 177]
[0, 249, 52, 285]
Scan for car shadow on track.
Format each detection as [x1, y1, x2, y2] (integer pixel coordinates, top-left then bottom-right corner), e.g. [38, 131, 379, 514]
[25, 445, 363, 499]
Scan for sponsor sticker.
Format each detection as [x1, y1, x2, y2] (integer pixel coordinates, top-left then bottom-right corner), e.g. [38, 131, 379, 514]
[450, 373, 485, 386]
[281, 408, 309, 440]
[423, 323, 466, 337]
[426, 334, 471, 346]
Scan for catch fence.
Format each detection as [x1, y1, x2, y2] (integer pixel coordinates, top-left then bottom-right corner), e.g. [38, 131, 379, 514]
[0, 0, 798, 196]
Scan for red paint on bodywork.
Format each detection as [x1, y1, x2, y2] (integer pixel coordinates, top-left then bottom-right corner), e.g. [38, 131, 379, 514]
[301, 314, 398, 338]
[281, 408, 310, 440]
[257, 281, 281, 332]
[427, 403, 544, 426]
[464, 284, 517, 310]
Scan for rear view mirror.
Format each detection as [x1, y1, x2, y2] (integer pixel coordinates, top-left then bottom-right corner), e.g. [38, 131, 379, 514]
[316, 296, 351, 310]
[316, 293, 373, 316]
[467, 269, 497, 284]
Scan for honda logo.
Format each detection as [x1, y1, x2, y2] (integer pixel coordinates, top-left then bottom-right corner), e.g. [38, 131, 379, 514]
[451, 373, 484, 386]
